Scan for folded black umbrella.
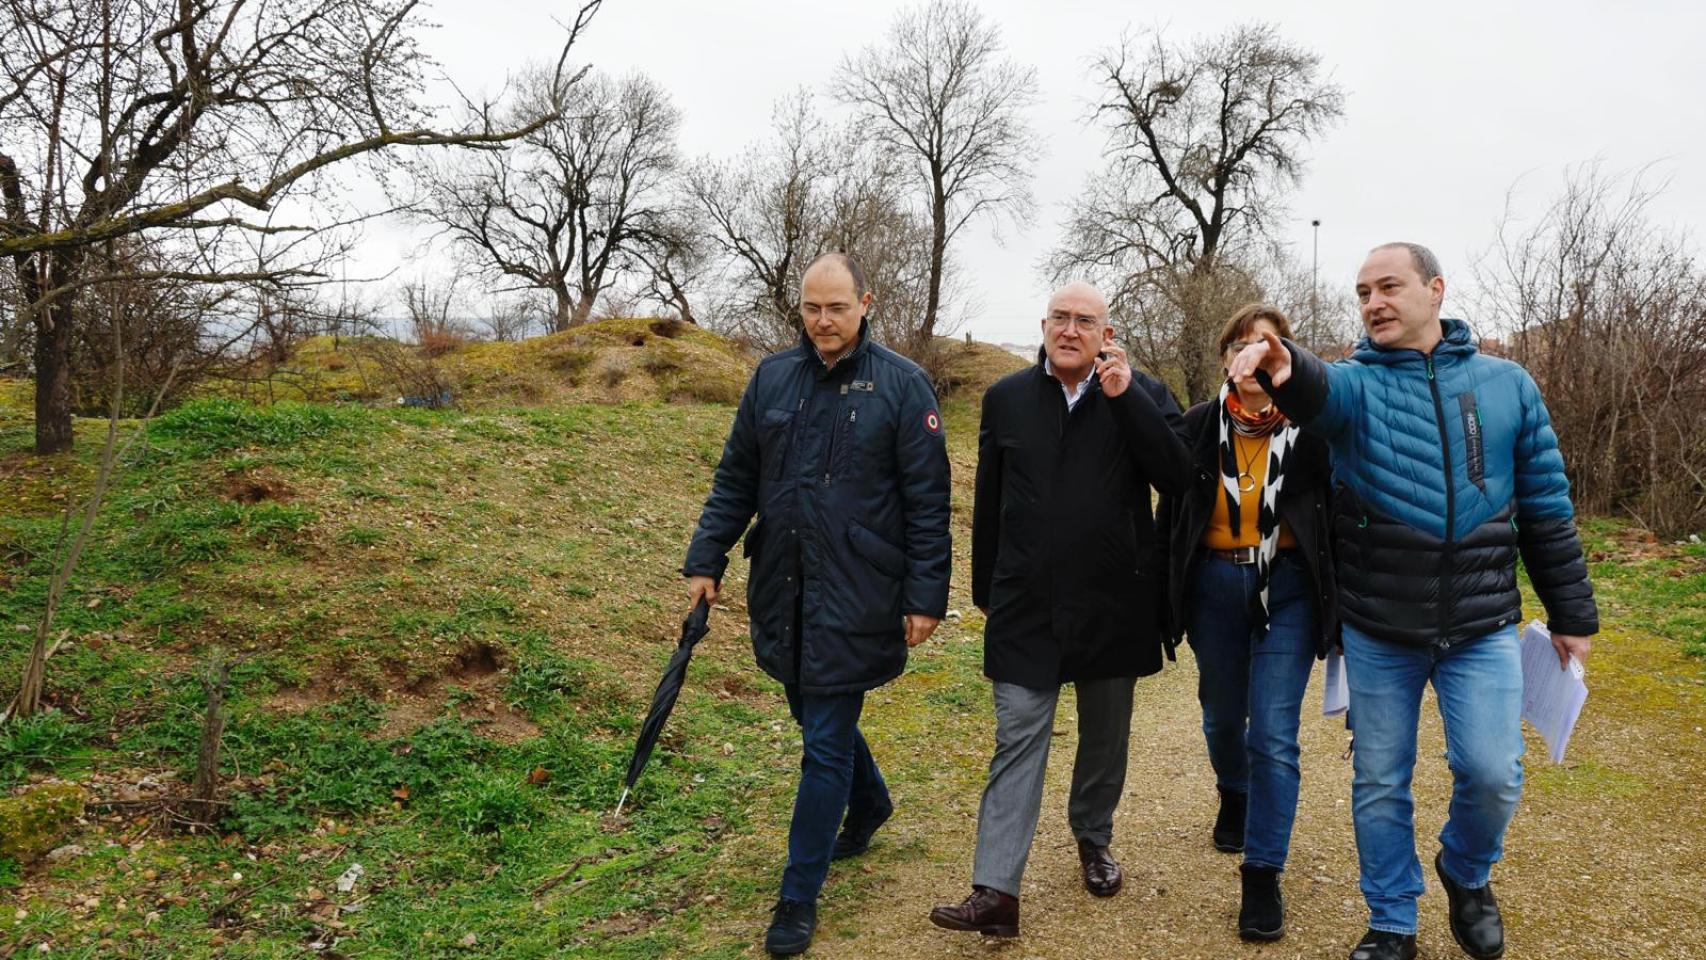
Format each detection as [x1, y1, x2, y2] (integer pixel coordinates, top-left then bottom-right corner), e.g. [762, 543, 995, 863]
[615, 597, 711, 816]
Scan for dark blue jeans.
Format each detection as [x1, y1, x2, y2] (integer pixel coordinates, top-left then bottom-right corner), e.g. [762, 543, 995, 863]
[779, 684, 890, 903]
[1186, 552, 1317, 871]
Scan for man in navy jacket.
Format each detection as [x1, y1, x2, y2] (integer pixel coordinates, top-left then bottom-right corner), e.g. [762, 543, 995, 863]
[1231, 243, 1599, 960]
[682, 253, 951, 956]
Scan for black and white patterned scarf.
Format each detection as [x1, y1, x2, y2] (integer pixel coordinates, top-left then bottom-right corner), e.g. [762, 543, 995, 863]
[1217, 380, 1301, 623]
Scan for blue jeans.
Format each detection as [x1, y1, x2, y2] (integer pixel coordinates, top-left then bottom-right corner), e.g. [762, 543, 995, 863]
[779, 684, 890, 903]
[1186, 552, 1317, 871]
[1342, 623, 1525, 935]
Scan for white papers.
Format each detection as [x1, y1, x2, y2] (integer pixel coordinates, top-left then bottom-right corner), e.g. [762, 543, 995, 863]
[1322, 650, 1349, 717]
[1519, 620, 1589, 764]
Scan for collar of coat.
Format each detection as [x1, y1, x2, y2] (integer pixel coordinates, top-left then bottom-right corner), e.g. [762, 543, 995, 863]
[800, 318, 872, 378]
[1351, 317, 1478, 367]
[1033, 345, 1103, 394]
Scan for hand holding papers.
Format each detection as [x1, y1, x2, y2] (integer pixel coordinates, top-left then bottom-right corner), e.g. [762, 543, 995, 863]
[1519, 620, 1589, 763]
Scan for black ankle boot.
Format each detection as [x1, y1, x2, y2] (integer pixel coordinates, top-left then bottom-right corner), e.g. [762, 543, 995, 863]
[1213, 787, 1247, 852]
[1238, 863, 1284, 941]
[1349, 928, 1418, 960]
[1436, 851, 1505, 959]
[764, 897, 817, 956]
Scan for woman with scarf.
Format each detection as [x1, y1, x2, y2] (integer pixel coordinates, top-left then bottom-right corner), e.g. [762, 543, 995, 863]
[1157, 303, 1339, 943]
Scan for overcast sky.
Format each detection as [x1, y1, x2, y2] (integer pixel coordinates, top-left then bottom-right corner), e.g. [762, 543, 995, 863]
[358, 0, 1706, 346]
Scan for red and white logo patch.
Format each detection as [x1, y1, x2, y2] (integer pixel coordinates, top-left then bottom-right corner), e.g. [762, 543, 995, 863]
[923, 409, 942, 435]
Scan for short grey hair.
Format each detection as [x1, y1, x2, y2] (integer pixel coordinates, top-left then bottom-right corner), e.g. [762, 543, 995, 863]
[1374, 242, 1443, 282]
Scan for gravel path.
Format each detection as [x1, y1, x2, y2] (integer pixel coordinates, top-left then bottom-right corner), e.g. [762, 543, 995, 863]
[784, 632, 1706, 960]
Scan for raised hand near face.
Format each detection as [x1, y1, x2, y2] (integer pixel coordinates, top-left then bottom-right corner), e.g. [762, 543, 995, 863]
[1227, 330, 1292, 388]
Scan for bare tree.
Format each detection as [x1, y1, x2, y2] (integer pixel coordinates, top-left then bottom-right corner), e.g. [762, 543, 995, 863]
[424, 67, 680, 331]
[691, 94, 941, 359]
[0, 0, 603, 454]
[821, 147, 943, 358]
[1475, 164, 1706, 536]
[0, 260, 21, 372]
[398, 277, 470, 355]
[687, 93, 828, 348]
[630, 206, 714, 326]
[1254, 252, 1360, 358]
[1047, 23, 1344, 402]
[833, 0, 1036, 349]
[71, 240, 243, 416]
[5, 257, 181, 723]
[477, 293, 547, 342]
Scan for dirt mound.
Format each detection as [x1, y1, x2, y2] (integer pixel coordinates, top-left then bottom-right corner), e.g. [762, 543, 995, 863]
[930, 336, 1029, 399]
[226, 318, 757, 408]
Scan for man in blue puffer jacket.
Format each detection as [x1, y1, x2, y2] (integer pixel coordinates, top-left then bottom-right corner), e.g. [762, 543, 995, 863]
[1230, 242, 1599, 960]
[683, 252, 952, 956]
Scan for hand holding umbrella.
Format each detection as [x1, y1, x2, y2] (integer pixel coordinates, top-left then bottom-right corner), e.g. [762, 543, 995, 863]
[614, 596, 712, 817]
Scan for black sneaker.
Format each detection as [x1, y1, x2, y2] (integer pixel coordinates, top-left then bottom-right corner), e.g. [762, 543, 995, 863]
[764, 897, 817, 956]
[1238, 863, 1284, 941]
[1436, 851, 1505, 959]
[831, 799, 894, 860]
[1349, 928, 1418, 960]
[1213, 787, 1247, 853]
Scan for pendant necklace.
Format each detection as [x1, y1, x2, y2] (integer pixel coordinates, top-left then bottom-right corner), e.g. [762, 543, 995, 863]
[1236, 433, 1265, 493]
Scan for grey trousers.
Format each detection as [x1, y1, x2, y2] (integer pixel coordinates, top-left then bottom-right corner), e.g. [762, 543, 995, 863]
[970, 676, 1137, 897]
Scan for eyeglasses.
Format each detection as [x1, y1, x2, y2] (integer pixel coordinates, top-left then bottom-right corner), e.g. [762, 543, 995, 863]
[1045, 312, 1102, 331]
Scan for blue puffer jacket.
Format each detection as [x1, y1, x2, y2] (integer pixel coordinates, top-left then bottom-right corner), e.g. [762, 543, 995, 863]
[1267, 318, 1598, 648]
[683, 321, 952, 694]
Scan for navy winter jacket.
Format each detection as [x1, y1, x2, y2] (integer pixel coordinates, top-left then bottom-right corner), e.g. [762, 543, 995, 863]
[1264, 318, 1599, 648]
[683, 322, 952, 695]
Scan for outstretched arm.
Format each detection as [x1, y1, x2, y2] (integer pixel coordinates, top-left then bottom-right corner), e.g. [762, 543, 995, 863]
[1230, 330, 1359, 440]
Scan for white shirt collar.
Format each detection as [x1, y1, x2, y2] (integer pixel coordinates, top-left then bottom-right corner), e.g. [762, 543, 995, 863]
[1044, 358, 1092, 410]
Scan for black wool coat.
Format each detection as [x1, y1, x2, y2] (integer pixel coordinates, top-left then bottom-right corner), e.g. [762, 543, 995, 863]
[971, 357, 1189, 689]
[1155, 400, 1340, 658]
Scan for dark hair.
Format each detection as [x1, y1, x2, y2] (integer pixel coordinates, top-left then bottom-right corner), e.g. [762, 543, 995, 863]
[805, 251, 869, 297]
[1217, 303, 1294, 356]
[1373, 241, 1443, 282]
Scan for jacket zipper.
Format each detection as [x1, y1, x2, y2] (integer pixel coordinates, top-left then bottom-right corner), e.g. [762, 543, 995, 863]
[823, 404, 854, 486]
[1426, 355, 1455, 648]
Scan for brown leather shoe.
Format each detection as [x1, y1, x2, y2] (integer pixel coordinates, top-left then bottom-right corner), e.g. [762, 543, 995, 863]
[1077, 838, 1123, 897]
[929, 886, 1019, 937]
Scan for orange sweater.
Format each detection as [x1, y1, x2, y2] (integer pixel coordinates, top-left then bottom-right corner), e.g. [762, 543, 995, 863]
[1203, 432, 1298, 550]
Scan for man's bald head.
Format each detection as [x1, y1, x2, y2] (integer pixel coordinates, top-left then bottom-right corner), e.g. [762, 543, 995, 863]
[1047, 281, 1108, 322]
[802, 252, 869, 298]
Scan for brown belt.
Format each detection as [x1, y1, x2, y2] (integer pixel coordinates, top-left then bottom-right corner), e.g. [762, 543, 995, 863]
[1208, 546, 1261, 565]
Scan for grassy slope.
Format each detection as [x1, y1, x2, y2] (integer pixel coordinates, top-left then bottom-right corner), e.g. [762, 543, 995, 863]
[2, 338, 1703, 958]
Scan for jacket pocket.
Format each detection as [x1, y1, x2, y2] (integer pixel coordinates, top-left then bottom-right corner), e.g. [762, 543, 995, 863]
[760, 407, 797, 480]
[846, 520, 906, 579]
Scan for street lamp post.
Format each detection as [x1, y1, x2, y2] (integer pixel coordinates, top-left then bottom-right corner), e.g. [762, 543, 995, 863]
[1311, 219, 1321, 344]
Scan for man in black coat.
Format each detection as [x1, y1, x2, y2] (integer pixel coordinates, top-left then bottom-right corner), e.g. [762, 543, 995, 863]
[930, 282, 1189, 938]
[682, 253, 951, 956]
